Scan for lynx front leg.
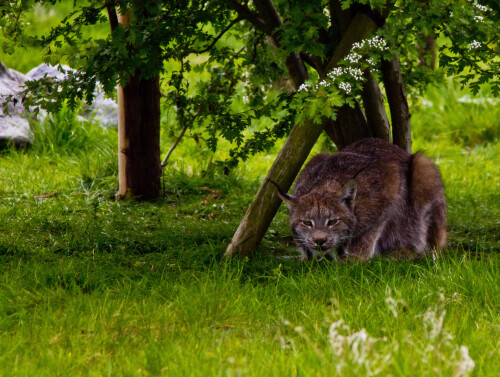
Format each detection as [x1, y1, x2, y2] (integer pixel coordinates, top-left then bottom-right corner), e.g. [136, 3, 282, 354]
[344, 224, 386, 261]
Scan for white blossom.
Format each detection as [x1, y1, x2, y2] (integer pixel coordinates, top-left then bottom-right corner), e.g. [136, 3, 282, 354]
[474, 3, 488, 12]
[468, 40, 482, 50]
[339, 82, 352, 94]
[454, 346, 475, 377]
[346, 52, 362, 64]
[328, 67, 344, 79]
[473, 15, 484, 22]
[298, 83, 309, 92]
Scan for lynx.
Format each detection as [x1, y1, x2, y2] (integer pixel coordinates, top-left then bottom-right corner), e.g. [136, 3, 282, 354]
[273, 138, 446, 261]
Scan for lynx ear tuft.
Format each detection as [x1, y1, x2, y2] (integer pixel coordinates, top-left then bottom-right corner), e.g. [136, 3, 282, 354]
[267, 179, 297, 207]
[338, 180, 357, 209]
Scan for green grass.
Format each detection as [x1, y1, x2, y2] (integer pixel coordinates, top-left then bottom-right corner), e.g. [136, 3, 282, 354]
[1, 2, 499, 373]
[0, 81, 499, 376]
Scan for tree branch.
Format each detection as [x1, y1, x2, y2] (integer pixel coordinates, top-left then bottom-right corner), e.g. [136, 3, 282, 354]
[105, 1, 118, 31]
[381, 54, 411, 152]
[160, 122, 190, 171]
[361, 70, 390, 141]
[185, 16, 242, 55]
[230, 1, 270, 34]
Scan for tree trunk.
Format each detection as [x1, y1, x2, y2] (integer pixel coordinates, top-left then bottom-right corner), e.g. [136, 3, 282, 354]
[225, 118, 322, 257]
[381, 55, 411, 152]
[418, 33, 436, 69]
[361, 70, 390, 141]
[116, 11, 161, 200]
[117, 75, 161, 200]
[225, 11, 379, 257]
[322, 100, 371, 150]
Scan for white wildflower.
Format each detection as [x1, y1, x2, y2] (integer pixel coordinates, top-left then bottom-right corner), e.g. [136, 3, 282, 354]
[474, 3, 488, 12]
[423, 308, 446, 341]
[453, 346, 475, 377]
[346, 52, 362, 64]
[473, 15, 484, 22]
[298, 83, 309, 92]
[468, 40, 481, 50]
[367, 36, 388, 50]
[328, 67, 344, 79]
[450, 11, 454, 17]
[339, 82, 352, 94]
[352, 41, 364, 50]
[347, 67, 363, 81]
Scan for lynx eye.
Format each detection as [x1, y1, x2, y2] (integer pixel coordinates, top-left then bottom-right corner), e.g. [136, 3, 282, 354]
[301, 220, 313, 227]
[327, 219, 340, 227]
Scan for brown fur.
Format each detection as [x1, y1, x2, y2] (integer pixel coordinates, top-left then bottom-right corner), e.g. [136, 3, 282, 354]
[277, 138, 447, 261]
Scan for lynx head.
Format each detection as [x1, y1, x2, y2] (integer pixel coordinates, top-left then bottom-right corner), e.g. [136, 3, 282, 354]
[272, 180, 358, 257]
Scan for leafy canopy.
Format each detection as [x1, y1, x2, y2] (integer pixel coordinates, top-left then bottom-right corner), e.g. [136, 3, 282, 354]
[1, 0, 498, 168]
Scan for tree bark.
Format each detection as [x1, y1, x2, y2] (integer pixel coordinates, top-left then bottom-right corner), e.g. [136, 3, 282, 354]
[332, 100, 372, 149]
[381, 54, 411, 152]
[418, 33, 436, 69]
[225, 10, 379, 257]
[361, 70, 390, 141]
[117, 75, 161, 200]
[116, 11, 161, 200]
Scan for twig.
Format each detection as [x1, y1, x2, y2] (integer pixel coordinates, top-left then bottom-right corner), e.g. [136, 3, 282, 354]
[161, 123, 190, 171]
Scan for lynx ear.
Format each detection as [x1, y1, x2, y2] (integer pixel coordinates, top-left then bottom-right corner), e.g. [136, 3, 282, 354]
[267, 179, 297, 207]
[337, 180, 357, 209]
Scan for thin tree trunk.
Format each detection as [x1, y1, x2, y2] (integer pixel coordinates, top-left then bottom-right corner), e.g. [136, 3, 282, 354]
[418, 33, 436, 69]
[225, 11, 379, 257]
[361, 70, 390, 141]
[116, 11, 161, 200]
[322, 100, 371, 150]
[381, 54, 411, 152]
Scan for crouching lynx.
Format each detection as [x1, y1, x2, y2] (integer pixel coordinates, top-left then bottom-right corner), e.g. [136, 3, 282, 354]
[274, 138, 446, 261]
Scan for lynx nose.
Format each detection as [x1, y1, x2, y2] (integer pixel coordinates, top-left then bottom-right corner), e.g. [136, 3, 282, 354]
[314, 237, 328, 249]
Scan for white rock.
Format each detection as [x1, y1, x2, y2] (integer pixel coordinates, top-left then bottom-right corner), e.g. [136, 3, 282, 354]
[0, 62, 32, 147]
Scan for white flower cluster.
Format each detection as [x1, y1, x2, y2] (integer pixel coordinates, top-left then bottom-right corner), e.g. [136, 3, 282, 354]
[474, 3, 489, 12]
[338, 82, 352, 94]
[298, 36, 388, 97]
[298, 83, 309, 92]
[345, 52, 362, 64]
[473, 15, 484, 22]
[468, 40, 482, 50]
[352, 36, 388, 51]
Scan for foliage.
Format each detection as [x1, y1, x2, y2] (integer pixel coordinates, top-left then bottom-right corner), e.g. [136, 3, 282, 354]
[1, 0, 498, 170]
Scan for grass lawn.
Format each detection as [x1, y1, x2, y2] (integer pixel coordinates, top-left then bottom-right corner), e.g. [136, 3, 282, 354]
[0, 81, 499, 376]
[0, 3, 498, 375]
